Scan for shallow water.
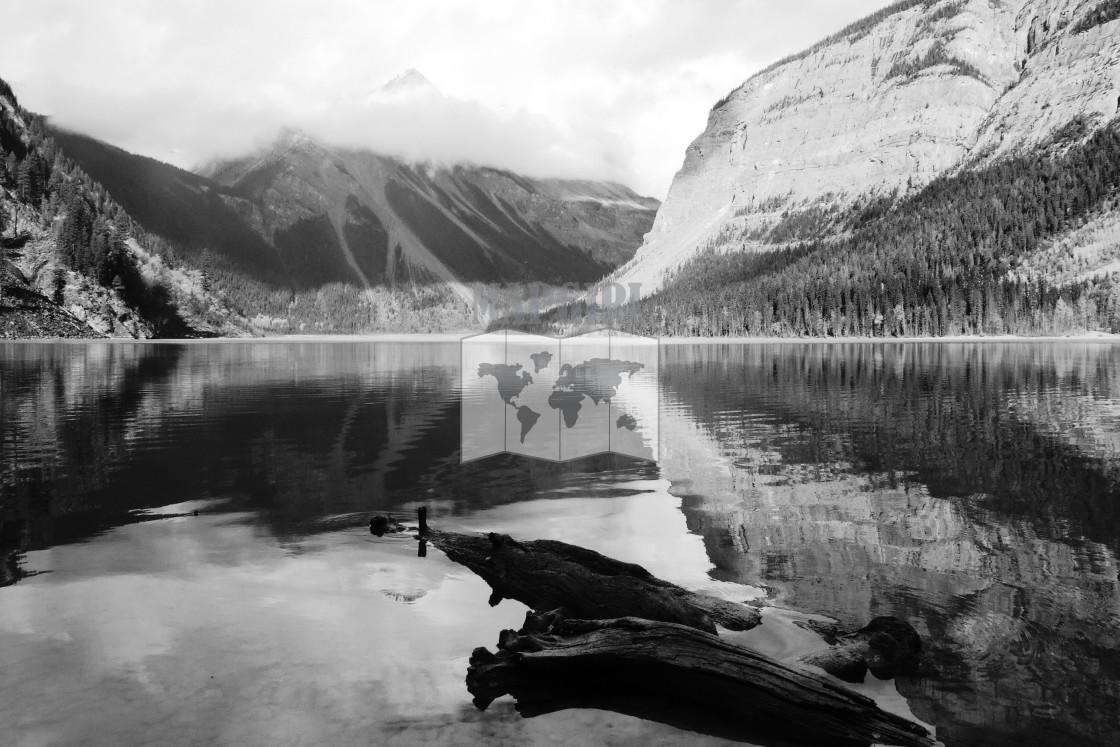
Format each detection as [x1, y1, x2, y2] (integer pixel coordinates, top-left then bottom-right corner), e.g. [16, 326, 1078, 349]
[1, 341, 1119, 746]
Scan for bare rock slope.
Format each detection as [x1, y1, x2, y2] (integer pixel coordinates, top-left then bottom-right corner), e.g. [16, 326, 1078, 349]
[616, 0, 1120, 292]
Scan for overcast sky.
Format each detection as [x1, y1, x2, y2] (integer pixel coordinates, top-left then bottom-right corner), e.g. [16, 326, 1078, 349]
[0, 0, 889, 198]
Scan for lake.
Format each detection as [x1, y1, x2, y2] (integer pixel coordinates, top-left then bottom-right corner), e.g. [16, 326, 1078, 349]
[1, 340, 1118, 746]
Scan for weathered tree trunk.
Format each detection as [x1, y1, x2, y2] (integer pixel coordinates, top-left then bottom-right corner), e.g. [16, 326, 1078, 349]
[424, 529, 761, 633]
[468, 609, 934, 747]
[797, 617, 923, 684]
[417, 519, 929, 744]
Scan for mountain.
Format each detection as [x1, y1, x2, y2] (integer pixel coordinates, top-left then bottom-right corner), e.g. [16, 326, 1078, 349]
[46, 129, 288, 284]
[614, 0, 1120, 309]
[194, 129, 659, 289]
[22, 66, 658, 335]
[1, 77, 247, 339]
[46, 69, 658, 299]
[372, 68, 442, 101]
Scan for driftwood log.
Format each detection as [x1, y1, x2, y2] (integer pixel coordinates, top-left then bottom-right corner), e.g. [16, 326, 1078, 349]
[424, 529, 761, 633]
[797, 617, 923, 684]
[413, 517, 930, 744]
[467, 609, 934, 747]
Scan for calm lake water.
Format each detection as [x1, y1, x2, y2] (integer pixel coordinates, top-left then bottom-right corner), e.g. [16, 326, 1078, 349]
[1, 340, 1119, 747]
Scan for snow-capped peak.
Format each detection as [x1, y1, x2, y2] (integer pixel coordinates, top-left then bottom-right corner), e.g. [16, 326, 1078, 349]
[369, 69, 441, 103]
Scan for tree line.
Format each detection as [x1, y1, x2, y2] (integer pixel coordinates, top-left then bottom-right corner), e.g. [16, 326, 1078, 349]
[614, 116, 1120, 338]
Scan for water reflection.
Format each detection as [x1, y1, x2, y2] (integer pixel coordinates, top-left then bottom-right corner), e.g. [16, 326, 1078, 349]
[2, 341, 1120, 745]
[660, 343, 1120, 747]
[0, 508, 733, 746]
[0, 342, 692, 745]
[0, 342, 655, 558]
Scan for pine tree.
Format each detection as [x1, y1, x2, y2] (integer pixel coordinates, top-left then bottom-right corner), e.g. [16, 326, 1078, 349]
[58, 195, 92, 270]
[199, 248, 214, 292]
[16, 155, 44, 205]
[90, 227, 110, 283]
[47, 164, 64, 197]
[51, 268, 65, 305]
[16, 157, 31, 201]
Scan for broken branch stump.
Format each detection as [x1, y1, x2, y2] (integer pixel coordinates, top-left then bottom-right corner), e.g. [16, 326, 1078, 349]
[797, 616, 923, 683]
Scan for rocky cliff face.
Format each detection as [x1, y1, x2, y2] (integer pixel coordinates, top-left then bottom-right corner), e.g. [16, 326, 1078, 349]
[617, 0, 1120, 293]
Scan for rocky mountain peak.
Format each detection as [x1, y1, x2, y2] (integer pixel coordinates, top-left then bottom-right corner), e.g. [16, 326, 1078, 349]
[371, 68, 442, 102]
[614, 0, 1120, 294]
[274, 126, 318, 150]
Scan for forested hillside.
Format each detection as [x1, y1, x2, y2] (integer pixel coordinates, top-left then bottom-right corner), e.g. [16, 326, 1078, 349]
[48, 113, 656, 335]
[0, 76, 483, 335]
[39, 124, 485, 334]
[612, 0, 1120, 308]
[1, 77, 205, 337]
[613, 116, 1120, 337]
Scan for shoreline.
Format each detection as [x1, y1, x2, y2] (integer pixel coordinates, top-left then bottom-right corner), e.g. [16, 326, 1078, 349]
[3, 332, 1119, 344]
[656, 332, 1120, 344]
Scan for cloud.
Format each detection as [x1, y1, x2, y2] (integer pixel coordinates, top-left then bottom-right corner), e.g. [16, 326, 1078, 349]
[291, 81, 634, 185]
[0, 0, 889, 198]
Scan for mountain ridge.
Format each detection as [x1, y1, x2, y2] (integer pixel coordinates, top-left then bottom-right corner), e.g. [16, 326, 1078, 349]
[3, 72, 660, 336]
[58, 124, 659, 294]
[615, 0, 1120, 294]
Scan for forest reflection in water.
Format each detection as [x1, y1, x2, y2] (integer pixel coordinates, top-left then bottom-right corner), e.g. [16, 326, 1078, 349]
[0, 340, 1118, 746]
[660, 342, 1120, 747]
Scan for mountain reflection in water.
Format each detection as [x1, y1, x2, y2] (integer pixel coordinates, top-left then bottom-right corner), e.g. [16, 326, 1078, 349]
[659, 342, 1120, 747]
[1, 340, 1118, 746]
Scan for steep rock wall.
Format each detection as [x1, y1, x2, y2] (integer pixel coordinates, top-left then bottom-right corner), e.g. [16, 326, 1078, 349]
[617, 0, 1120, 293]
